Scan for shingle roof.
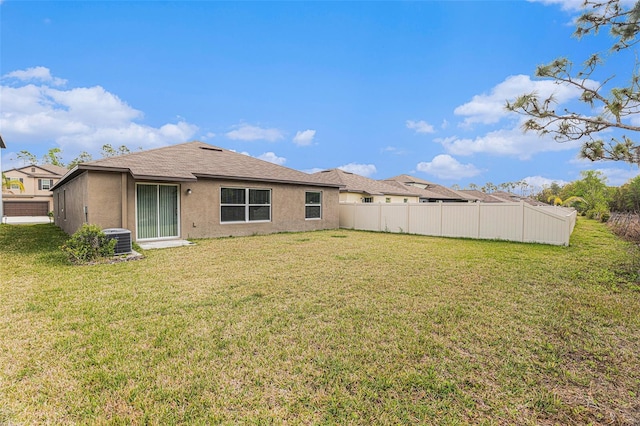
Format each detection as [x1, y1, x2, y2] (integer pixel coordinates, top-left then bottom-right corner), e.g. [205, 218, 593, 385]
[458, 190, 505, 203]
[3, 164, 68, 177]
[54, 142, 341, 189]
[33, 164, 68, 177]
[385, 174, 477, 201]
[313, 169, 419, 196]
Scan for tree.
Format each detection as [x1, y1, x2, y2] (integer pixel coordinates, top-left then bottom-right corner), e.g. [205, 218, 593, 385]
[2, 173, 25, 193]
[68, 151, 93, 168]
[571, 170, 611, 217]
[101, 144, 131, 158]
[15, 150, 38, 166]
[41, 147, 65, 167]
[611, 174, 640, 211]
[506, 0, 640, 164]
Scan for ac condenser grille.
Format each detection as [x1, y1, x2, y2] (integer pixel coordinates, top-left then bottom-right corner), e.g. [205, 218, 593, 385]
[103, 228, 132, 255]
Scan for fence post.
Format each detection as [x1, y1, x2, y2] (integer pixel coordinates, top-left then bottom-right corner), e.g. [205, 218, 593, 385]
[521, 201, 525, 242]
[477, 201, 481, 239]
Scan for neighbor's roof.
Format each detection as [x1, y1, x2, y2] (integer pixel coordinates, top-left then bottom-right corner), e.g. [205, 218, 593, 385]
[3, 164, 69, 177]
[0, 134, 5, 149]
[385, 174, 477, 201]
[458, 190, 506, 203]
[313, 169, 419, 197]
[53, 142, 342, 189]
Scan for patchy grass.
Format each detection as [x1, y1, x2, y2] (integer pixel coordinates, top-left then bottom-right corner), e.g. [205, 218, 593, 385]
[1, 219, 639, 424]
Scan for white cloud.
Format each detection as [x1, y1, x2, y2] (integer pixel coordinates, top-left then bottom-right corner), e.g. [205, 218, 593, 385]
[338, 163, 377, 177]
[2, 66, 67, 86]
[225, 124, 284, 142]
[406, 119, 435, 134]
[302, 167, 325, 174]
[0, 67, 199, 158]
[257, 151, 286, 165]
[416, 154, 482, 180]
[436, 122, 582, 160]
[528, 0, 637, 12]
[381, 146, 408, 155]
[293, 129, 316, 146]
[454, 74, 586, 126]
[594, 166, 639, 186]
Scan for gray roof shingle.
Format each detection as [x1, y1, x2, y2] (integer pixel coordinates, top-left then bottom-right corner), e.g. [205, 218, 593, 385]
[55, 142, 341, 188]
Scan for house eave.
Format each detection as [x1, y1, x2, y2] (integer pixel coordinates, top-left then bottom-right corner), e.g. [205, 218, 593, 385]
[193, 173, 342, 188]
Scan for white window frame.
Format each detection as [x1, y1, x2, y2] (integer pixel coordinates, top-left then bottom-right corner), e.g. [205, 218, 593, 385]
[10, 177, 23, 190]
[39, 179, 53, 190]
[220, 187, 271, 223]
[305, 191, 322, 220]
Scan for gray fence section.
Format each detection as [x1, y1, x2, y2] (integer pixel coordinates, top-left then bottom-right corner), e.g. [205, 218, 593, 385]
[339, 202, 577, 246]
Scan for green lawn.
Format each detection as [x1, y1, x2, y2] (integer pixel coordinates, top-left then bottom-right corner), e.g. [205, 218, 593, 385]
[1, 219, 639, 424]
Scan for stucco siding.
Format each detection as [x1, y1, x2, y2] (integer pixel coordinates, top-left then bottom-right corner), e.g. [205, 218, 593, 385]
[53, 172, 88, 235]
[179, 179, 339, 239]
[55, 171, 339, 240]
[87, 172, 125, 229]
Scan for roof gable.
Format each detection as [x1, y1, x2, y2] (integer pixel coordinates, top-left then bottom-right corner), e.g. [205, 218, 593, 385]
[313, 169, 418, 196]
[56, 142, 339, 188]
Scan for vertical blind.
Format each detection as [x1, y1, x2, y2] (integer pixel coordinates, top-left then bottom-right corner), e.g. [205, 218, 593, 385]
[137, 184, 178, 239]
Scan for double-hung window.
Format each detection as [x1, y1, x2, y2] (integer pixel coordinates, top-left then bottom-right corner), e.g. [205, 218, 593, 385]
[39, 179, 54, 190]
[10, 178, 23, 190]
[221, 188, 271, 223]
[305, 191, 322, 219]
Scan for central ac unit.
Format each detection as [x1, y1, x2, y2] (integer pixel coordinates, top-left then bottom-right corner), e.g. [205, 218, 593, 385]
[103, 228, 132, 255]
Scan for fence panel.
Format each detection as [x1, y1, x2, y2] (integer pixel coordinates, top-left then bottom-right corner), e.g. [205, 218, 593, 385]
[339, 202, 576, 246]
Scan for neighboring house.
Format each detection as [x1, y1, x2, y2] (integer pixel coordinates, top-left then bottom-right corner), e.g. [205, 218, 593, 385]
[2, 163, 68, 216]
[313, 168, 420, 203]
[0, 135, 5, 218]
[384, 174, 477, 203]
[51, 141, 342, 241]
[458, 189, 508, 203]
[459, 189, 547, 206]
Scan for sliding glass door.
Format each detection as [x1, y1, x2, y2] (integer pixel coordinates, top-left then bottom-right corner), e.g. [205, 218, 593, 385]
[136, 184, 179, 239]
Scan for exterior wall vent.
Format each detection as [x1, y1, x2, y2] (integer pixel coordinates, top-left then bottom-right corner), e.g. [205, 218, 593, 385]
[103, 228, 132, 255]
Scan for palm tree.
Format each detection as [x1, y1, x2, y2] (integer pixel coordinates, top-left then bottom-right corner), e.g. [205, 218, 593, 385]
[2, 173, 25, 193]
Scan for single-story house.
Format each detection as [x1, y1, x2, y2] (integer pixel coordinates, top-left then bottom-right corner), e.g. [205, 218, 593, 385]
[312, 168, 420, 203]
[384, 174, 477, 203]
[51, 141, 342, 241]
[2, 163, 68, 216]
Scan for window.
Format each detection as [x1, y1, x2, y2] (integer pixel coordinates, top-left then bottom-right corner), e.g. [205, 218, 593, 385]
[39, 179, 54, 190]
[385, 197, 391, 203]
[362, 197, 373, 203]
[221, 188, 271, 223]
[10, 178, 23, 190]
[305, 191, 322, 219]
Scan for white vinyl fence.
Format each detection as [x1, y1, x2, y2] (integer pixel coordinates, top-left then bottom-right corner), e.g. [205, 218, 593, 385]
[339, 202, 577, 246]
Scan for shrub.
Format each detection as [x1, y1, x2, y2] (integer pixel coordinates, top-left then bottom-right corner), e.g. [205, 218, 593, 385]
[61, 224, 116, 264]
[600, 212, 611, 222]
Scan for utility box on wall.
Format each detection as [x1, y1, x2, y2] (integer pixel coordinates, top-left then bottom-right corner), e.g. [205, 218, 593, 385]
[103, 228, 132, 254]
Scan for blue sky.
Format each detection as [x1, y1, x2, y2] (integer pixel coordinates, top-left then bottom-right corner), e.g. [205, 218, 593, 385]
[1, 0, 639, 189]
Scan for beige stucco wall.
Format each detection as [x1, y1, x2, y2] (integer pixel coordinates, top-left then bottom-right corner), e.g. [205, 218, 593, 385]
[54, 171, 340, 240]
[53, 172, 88, 235]
[179, 178, 340, 240]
